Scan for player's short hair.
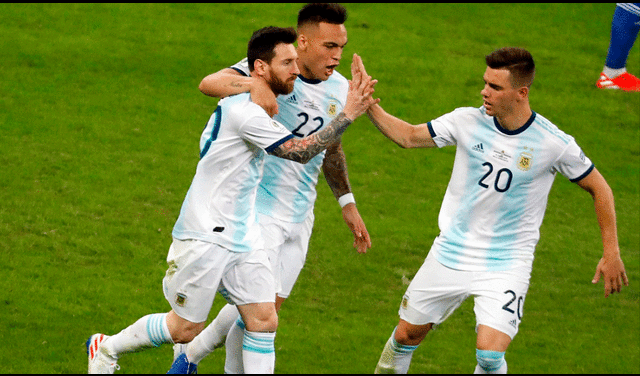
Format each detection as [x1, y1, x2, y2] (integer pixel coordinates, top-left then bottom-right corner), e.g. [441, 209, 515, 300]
[297, 3, 348, 29]
[247, 26, 297, 72]
[485, 47, 535, 88]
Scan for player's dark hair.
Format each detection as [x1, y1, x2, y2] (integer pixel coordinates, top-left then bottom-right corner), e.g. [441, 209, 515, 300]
[485, 47, 535, 88]
[297, 3, 347, 28]
[247, 26, 297, 72]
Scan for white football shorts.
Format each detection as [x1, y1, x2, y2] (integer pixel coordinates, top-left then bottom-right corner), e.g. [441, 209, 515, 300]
[399, 251, 532, 339]
[258, 212, 314, 299]
[162, 238, 275, 323]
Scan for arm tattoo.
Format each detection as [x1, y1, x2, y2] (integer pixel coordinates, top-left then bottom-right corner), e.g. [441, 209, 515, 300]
[228, 80, 244, 88]
[322, 142, 352, 199]
[271, 113, 352, 164]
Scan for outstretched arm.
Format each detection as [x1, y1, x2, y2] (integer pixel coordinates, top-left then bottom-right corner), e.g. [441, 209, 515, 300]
[367, 104, 437, 149]
[351, 54, 436, 149]
[576, 168, 628, 297]
[322, 142, 371, 254]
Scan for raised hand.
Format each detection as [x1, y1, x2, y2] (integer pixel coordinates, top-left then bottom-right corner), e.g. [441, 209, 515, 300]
[343, 54, 380, 120]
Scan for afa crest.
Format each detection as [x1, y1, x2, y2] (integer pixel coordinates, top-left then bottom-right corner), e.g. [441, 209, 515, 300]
[327, 98, 339, 117]
[175, 293, 187, 307]
[401, 295, 409, 310]
[517, 152, 533, 171]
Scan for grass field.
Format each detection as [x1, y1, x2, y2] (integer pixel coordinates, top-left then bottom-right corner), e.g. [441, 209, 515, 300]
[1, 3, 638, 374]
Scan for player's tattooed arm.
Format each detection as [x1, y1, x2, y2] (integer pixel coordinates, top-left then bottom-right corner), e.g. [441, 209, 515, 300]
[322, 142, 352, 199]
[199, 68, 252, 98]
[200, 68, 278, 116]
[270, 113, 352, 164]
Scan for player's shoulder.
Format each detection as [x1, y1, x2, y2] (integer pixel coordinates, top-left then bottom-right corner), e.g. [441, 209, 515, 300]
[221, 93, 269, 121]
[436, 106, 489, 123]
[530, 111, 574, 145]
[328, 69, 348, 84]
[229, 57, 250, 77]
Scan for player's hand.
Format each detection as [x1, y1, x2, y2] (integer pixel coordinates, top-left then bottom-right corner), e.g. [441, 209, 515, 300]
[342, 203, 371, 254]
[592, 254, 629, 297]
[343, 54, 379, 121]
[250, 77, 279, 117]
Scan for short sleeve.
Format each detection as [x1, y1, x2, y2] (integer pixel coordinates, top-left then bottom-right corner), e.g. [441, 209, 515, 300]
[239, 112, 294, 153]
[427, 109, 465, 148]
[554, 139, 594, 182]
[230, 58, 250, 77]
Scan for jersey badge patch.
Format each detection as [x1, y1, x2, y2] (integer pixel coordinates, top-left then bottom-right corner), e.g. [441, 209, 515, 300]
[517, 152, 533, 171]
[401, 294, 409, 310]
[175, 293, 187, 307]
[327, 98, 339, 117]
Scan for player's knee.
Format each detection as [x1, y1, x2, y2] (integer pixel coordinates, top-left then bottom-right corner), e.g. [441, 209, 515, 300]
[476, 349, 506, 373]
[394, 321, 431, 346]
[245, 307, 278, 332]
[172, 321, 205, 343]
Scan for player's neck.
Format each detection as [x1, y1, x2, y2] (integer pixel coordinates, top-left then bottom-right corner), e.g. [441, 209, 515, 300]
[495, 105, 532, 131]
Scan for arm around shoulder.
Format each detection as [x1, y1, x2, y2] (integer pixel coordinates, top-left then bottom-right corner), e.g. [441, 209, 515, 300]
[199, 68, 252, 98]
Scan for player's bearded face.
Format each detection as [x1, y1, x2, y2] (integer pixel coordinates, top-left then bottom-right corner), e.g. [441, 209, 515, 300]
[267, 67, 296, 95]
[265, 43, 298, 95]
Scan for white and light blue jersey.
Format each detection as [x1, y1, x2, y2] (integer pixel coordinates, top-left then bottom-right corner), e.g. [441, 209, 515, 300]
[172, 93, 294, 252]
[231, 58, 349, 223]
[427, 106, 594, 272]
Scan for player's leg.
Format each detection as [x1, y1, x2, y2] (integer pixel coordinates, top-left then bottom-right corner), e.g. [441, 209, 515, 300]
[471, 265, 531, 374]
[236, 302, 278, 373]
[473, 326, 510, 374]
[224, 315, 246, 374]
[598, 3, 640, 90]
[274, 212, 314, 311]
[220, 215, 288, 373]
[170, 303, 239, 370]
[90, 239, 223, 373]
[375, 252, 471, 374]
[375, 321, 430, 374]
[88, 313, 178, 374]
[224, 249, 278, 374]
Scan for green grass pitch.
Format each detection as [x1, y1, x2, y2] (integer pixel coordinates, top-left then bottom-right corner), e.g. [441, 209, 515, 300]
[0, 3, 638, 373]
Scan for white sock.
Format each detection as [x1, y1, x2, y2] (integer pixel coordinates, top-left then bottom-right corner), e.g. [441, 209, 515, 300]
[242, 330, 276, 374]
[603, 66, 627, 79]
[475, 349, 508, 374]
[186, 304, 238, 364]
[374, 328, 419, 374]
[474, 361, 508, 374]
[224, 317, 245, 374]
[102, 313, 173, 358]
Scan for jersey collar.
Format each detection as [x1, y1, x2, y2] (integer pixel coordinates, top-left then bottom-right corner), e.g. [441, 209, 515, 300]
[297, 74, 323, 85]
[493, 111, 537, 136]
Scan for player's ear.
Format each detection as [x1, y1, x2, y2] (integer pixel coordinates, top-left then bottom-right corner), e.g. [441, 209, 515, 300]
[254, 59, 268, 76]
[297, 34, 308, 51]
[518, 86, 529, 100]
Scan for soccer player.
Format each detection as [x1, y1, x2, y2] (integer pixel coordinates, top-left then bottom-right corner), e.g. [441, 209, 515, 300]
[596, 3, 640, 91]
[85, 26, 377, 374]
[354, 48, 629, 374]
[168, 4, 373, 374]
